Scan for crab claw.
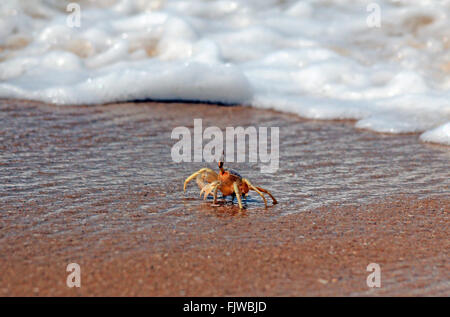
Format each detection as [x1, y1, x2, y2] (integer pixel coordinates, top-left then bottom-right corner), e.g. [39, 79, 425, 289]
[184, 168, 218, 192]
[200, 181, 219, 200]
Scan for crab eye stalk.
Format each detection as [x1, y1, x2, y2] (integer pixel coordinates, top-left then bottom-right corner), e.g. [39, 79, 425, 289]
[218, 151, 225, 170]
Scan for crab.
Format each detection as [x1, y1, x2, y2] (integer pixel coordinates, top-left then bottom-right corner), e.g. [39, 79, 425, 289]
[183, 158, 277, 210]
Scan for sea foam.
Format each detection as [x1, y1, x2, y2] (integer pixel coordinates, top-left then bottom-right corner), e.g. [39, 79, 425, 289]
[0, 0, 449, 145]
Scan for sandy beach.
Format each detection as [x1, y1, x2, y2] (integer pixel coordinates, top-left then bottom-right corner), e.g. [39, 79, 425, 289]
[0, 99, 448, 296]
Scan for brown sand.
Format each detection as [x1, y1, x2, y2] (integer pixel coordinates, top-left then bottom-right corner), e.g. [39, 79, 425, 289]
[0, 99, 449, 296]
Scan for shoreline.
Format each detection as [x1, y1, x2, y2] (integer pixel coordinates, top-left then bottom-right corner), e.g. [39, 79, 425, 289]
[3, 98, 450, 148]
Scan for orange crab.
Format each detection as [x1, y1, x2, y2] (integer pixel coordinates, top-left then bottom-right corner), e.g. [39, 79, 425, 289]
[183, 158, 277, 210]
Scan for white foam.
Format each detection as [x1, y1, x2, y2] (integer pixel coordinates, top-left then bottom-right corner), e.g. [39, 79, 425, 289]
[420, 122, 450, 146]
[0, 0, 449, 145]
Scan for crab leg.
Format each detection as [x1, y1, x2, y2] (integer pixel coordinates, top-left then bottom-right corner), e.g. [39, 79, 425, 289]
[242, 179, 267, 207]
[254, 186, 278, 204]
[213, 184, 219, 204]
[184, 168, 217, 192]
[233, 182, 244, 210]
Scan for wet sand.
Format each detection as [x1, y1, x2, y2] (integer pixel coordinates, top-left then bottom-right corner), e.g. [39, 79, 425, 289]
[0, 99, 449, 296]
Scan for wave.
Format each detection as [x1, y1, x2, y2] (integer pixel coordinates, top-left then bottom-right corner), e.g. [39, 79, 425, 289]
[0, 0, 449, 145]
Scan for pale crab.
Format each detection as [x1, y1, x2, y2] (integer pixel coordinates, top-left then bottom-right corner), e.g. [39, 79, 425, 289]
[183, 158, 277, 210]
